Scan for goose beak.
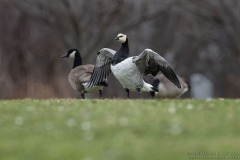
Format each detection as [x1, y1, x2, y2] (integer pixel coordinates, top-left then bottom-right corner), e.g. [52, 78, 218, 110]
[61, 54, 68, 58]
[115, 37, 119, 40]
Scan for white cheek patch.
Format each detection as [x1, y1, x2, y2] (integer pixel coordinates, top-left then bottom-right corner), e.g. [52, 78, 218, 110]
[69, 51, 76, 58]
[119, 36, 126, 43]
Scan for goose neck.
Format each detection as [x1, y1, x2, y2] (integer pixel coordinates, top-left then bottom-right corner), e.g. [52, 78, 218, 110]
[73, 53, 82, 68]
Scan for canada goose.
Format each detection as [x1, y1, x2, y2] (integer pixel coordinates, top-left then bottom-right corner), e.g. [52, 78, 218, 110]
[150, 73, 190, 98]
[61, 49, 108, 99]
[87, 33, 181, 98]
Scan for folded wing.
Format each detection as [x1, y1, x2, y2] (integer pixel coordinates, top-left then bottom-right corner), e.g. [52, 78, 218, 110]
[71, 65, 94, 83]
[86, 48, 116, 88]
[133, 49, 181, 88]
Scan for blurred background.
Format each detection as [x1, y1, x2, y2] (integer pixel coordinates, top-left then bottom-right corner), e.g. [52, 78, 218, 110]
[0, 0, 240, 99]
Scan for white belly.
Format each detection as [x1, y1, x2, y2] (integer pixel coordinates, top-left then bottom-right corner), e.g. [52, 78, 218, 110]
[83, 83, 103, 93]
[68, 76, 103, 93]
[111, 57, 143, 91]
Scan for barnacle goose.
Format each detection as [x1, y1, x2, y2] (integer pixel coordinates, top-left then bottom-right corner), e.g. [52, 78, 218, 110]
[151, 73, 190, 98]
[61, 49, 108, 99]
[87, 33, 181, 98]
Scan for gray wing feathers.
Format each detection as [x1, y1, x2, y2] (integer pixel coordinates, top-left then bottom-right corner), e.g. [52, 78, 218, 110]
[95, 48, 115, 67]
[86, 48, 116, 88]
[133, 49, 181, 88]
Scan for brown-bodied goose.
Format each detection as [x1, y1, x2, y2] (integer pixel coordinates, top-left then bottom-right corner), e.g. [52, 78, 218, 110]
[61, 49, 108, 99]
[87, 33, 181, 98]
[151, 73, 190, 98]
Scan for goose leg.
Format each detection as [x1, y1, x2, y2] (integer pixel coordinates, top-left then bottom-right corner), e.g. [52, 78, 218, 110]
[150, 91, 155, 98]
[136, 88, 141, 97]
[81, 92, 85, 99]
[125, 88, 130, 98]
[98, 90, 102, 98]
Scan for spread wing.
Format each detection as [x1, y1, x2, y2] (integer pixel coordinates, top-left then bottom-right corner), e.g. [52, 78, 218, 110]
[132, 49, 181, 88]
[86, 48, 116, 87]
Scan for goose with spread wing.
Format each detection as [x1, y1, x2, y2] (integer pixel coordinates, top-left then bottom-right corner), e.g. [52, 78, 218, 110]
[61, 49, 108, 99]
[151, 73, 190, 98]
[87, 33, 181, 98]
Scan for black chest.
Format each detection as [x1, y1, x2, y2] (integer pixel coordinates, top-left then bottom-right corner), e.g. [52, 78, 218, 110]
[112, 41, 129, 65]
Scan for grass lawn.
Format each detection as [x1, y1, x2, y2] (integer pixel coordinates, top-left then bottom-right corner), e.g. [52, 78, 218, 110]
[0, 99, 240, 160]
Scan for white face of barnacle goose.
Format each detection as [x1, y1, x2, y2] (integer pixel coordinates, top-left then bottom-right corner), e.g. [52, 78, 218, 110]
[115, 33, 127, 43]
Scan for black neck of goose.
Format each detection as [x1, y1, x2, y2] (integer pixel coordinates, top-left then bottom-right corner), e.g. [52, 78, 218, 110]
[121, 39, 129, 54]
[73, 52, 82, 69]
[112, 39, 129, 65]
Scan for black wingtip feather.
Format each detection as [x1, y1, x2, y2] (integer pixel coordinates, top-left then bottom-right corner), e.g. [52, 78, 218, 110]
[169, 67, 181, 89]
[87, 64, 112, 88]
[160, 66, 181, 89]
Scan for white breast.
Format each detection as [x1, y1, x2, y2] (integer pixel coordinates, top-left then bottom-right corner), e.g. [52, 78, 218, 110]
[111, 57, 143, 91]
[82, 83, 103, 92]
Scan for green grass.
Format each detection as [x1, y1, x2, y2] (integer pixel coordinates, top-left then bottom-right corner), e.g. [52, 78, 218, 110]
[0, 99, 240, 160]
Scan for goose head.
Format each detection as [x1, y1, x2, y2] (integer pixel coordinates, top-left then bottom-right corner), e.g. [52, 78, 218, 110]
[61, 49, 79, 59]
[62, 49, 82, 68]
[115, 33, 127, 43]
